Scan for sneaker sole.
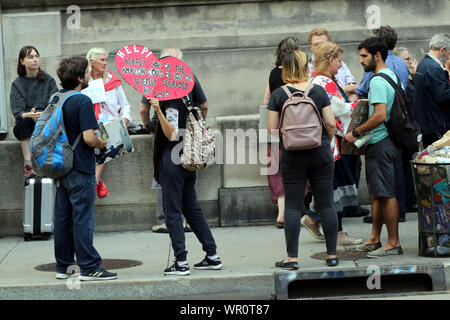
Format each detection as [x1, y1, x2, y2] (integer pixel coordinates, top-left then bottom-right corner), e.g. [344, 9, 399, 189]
[153, 229, 169, 233]
[164, 270, 191, 276]
[194, 264, 223, 270]
[56, 274, 70, 280]
[80, 275, 117, 281]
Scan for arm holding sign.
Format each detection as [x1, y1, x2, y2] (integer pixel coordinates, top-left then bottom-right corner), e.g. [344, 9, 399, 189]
[344, 103, 387, 144]
[149, 98, 178, 141]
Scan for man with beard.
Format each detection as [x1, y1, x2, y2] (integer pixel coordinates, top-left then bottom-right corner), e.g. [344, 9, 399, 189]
[53, 57, 117, 281]
[356, 26, 409, 99]
[344, 37, 403, 258]
[414, 33, 450, 147]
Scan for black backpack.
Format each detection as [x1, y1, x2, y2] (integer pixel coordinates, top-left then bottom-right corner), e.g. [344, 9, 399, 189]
[374, 72, 420, 150]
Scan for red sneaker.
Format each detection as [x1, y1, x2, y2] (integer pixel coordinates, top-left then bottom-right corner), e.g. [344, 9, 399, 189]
[24, 165, 36, 179]
[96, 180, 109, 198]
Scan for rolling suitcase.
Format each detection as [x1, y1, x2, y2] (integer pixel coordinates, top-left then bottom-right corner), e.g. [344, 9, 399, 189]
[23, 177, 56, 241]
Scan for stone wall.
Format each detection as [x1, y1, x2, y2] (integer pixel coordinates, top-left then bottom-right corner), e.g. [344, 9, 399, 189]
[1, 0, 449, 235]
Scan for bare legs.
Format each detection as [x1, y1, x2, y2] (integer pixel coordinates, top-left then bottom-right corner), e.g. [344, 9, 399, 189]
[21, 139, 32, 162]
[366, 194, 401, 250]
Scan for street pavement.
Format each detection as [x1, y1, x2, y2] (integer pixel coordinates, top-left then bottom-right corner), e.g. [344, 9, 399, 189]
[0, 207, 449, 300]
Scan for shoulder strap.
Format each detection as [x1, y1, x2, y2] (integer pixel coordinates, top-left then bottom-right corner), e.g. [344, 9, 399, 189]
[375, 72, 402, 91]
[281, 85, 292, 98]
[72, 133, 83, 150]
[57, 90, 82, 149]
[303, 82, 315, 97]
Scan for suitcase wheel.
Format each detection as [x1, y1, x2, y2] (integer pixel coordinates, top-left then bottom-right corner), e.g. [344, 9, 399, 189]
[24, 233, 32, 242]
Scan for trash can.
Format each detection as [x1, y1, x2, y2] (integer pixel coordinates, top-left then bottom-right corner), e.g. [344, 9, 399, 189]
[411, 161, 450, 257]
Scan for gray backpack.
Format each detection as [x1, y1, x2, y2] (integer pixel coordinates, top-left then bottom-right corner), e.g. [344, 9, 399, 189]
[279, 84, 323, 150]
[30, 90, 82, 178]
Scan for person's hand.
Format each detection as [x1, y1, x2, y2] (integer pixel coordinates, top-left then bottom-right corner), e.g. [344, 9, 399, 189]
[409, 58, 418, 75]
[29, 108, 42, 122]
[124, 118, 129, 128]
[344, 132, 357, 144]
[149, 98, 160, 113]
[98, 138, 107, 149]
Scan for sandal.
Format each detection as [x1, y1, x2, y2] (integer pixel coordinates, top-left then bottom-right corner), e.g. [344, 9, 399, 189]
[275, 260, 299, 270]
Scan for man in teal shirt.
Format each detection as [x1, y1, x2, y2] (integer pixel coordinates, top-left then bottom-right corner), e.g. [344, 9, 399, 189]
[344, 37, 402, 258]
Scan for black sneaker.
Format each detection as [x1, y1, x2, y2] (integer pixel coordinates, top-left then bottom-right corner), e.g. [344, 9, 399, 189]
[164, 261, 191, 276]
[194, 256, 223, 270]
[80, 268, 117, 281]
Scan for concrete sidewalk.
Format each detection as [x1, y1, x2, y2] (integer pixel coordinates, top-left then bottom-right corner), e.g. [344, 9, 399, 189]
[0, 210, 449, 300]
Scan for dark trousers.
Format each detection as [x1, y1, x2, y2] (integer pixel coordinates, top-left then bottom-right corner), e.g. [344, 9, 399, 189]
[281, 145, 338, 257]
[160, 148, 217, 262]
[402, 147, 418, 208]
[54, 170, 102, 275]
[394, 155, 406, 219]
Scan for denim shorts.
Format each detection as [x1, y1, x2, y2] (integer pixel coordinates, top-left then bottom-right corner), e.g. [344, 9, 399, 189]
[365, 136, 400, 199]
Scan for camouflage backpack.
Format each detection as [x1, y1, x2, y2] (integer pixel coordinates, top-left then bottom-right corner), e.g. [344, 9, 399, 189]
[180, 95, 215, 171]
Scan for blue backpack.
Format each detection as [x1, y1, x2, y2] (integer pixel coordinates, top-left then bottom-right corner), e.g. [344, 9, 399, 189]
[30, 90, 82, 178]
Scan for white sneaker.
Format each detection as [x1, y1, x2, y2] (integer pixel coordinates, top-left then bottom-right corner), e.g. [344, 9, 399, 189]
[56, 273, 70, 280]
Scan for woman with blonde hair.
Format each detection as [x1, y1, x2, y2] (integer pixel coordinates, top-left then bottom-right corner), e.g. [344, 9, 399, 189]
[86, 47, 132, 198]
[311, 41, 363, 245]
[268, 50, 339, 269]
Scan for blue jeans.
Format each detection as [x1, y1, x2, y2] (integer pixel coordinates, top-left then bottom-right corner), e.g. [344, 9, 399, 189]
[160, 148, 217, 262]
[54, 170, 102, 275]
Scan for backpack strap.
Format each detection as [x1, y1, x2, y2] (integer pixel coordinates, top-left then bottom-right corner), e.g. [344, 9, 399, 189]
[56, 90, 83, 149]
[303, 82, 315, 98]
[374, 72, 403, 91]
[281, 85, 293, 98]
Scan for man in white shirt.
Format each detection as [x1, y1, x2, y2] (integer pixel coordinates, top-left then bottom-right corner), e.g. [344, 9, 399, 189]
[308, 28, 358, 101]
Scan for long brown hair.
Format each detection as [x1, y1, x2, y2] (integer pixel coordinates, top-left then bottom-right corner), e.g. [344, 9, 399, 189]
[17, 46, 45, 82]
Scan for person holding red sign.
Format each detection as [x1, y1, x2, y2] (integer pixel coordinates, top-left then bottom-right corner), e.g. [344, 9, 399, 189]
[149, 50, 222, 275]
[86, 47, 132, 198]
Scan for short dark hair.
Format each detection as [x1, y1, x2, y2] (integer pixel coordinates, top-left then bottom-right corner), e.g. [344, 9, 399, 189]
[358, 37, 388, 61]
[17, 46, 45, 82]
[275, 37, 301, 66]
[373, 25, 397, 50]
[57, 57, 88, 90]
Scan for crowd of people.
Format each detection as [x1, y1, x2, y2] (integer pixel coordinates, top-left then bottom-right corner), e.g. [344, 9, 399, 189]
[266, 27, 450, 268]
[8, 25, 450, 279]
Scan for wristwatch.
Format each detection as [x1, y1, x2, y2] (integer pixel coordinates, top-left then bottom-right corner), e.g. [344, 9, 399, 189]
[352, 128, 360, 138]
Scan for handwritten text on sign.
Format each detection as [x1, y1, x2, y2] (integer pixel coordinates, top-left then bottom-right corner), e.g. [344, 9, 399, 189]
[115, 45, 194, 101]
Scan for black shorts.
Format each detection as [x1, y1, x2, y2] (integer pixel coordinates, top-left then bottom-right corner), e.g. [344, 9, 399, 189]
[365, 136, 400, 199]
[13, 118, 36, 141]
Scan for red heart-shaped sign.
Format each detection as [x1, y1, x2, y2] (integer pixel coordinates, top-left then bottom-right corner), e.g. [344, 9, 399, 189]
[115, 45, 194, 101]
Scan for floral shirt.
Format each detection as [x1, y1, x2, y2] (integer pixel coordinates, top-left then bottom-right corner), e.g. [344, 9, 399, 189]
[311, 73, 356, 136]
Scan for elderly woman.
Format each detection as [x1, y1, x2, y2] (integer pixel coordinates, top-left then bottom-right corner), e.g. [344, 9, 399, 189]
[86, 48, 132, 198]
[10, 45, 58, 178]
[268, 50, 339, 269]
[311, 41, 363, 245]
